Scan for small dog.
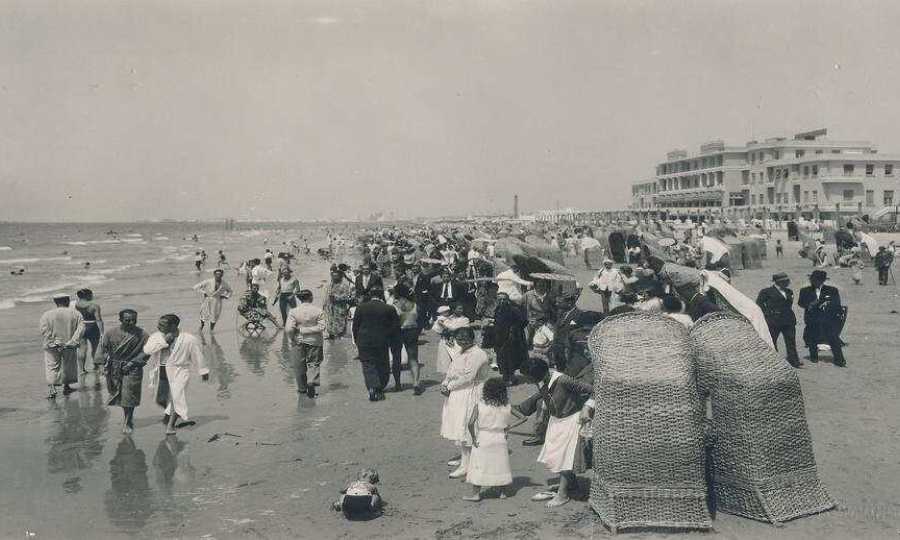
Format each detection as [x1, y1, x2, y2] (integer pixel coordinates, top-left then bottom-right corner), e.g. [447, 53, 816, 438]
[333, 468, 382, 519]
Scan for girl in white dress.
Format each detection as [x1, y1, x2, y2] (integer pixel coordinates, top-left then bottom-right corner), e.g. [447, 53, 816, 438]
[440, 327, 491, 479]
[464, 377, 515, 502]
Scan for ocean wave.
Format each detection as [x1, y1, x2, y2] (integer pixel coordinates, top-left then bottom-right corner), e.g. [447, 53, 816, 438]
[153, 236, 170, 240]
[124, 233, 143, 238]
[0, 246, 11, 251]
[93, 264, 138, 275]
[0, 294, 71, 310]
[0, 256, 72, 265]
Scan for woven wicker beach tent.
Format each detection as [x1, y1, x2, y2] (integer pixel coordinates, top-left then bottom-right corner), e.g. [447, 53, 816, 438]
[690, 312, 835, 524]
[588, 312, 712, 533]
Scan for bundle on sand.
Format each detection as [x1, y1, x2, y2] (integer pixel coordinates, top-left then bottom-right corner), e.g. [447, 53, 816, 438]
[690, 312, 835, 525]
[588, 312, 711, 533]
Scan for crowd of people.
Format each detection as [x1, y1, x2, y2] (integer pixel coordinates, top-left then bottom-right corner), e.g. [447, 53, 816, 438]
[36, 217, 876, 517]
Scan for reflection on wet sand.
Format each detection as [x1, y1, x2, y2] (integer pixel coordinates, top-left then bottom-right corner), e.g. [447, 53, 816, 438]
[238, 332, 278, 376]
[202, 334, 236, 399]
[104, 437, 153, 532]
[46, 390, 109, 492]
[152, 436, 195, 531]
[278, 333, 299, 387]
[322, 338, 353, 391]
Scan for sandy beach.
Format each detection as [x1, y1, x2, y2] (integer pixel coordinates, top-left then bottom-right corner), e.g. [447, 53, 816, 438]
[0, 226, 897, 539]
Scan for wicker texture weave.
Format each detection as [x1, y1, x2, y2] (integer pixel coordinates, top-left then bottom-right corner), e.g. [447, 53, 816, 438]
[690, 312, 835, 524]
[588, 312, 711, 532]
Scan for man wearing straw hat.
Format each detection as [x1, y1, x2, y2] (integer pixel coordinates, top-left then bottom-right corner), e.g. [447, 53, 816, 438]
[798, 270, 846, 367]
[756, 272, 801, 367]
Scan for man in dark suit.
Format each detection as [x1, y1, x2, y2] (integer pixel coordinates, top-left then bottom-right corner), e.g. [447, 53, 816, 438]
[756, 272, 801, 367]
[352, 288, 401, 400]
[430, 269, 464, 311]
[413, 264, 436, 330]
[797, 270, 846, 367]
[354, 263, 384, 303]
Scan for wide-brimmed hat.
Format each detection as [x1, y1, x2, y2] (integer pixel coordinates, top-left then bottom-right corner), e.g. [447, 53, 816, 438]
[52, 293, 70, 301]
[771, 272, 789, 282]
[809, 270, 828, 281]
[436, 305, 451, 315]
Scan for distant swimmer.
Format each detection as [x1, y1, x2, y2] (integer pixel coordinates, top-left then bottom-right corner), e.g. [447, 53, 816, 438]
[194, 251, 204, 272]
[217, 249, 229, 269]
[84, 262, 91, 269]
[10, 267, 25, 276]
[192, 234, 199, 243]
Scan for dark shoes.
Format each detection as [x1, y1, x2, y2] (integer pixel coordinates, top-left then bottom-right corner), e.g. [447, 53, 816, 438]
[413, 385, 424, 396]
[306, 386, 317, 398]
[522, 437, 544, 447]
[368, 389, 377, 402]
[394, 383, 402, 393]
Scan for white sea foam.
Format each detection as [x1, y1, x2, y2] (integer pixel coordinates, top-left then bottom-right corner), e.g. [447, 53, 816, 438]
[0, 246, 12, 251]
[0, 256, 72, 265]
[124, 233, 143, 238]
[153, 236, 170, 240]
[93, 264, 137, 275]
[0, 299, 14, 310]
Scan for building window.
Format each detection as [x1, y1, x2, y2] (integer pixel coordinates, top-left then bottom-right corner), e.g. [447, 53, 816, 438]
[866, 190, 875, 206]
[773, 150, 780, 160]
[742, 171, 749, 185]
[783, 168, 789, 179]
[866, 164, 875, 176]
[815, 149, 823, 154]
[751, 194, 757, 205]
[717, 171, 723, 185]
[775, 169, 781, 180]
[812, 165, 818, 176]
[885, 190, 894, 206]
[795, 150, 805, 159]
[812, 190, 818, 203]
[886, 164, 894, 176]
[750, 153, 755, 164]
[843, 189, 854, 201]
[843, 164, 854, 176]
[717, 155, 723, 166]
[792, 164, 800, 172]
[804, 191, 809, 202]
[832, 149, 842, 154]
[803, 166, 809, 177]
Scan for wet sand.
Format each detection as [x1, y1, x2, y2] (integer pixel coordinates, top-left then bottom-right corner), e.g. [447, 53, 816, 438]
[1, 233, 899, 539]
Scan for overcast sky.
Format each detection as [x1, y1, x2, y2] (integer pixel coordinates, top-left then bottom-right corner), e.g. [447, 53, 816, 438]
[2, 0, 899, 221]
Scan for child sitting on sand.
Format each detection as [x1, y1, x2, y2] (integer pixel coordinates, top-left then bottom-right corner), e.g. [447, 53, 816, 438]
[463, 377, 516, 502]
[333, 468, 382, 519]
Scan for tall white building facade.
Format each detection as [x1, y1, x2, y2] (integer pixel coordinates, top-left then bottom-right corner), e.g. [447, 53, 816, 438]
[631, 129, 900, 220]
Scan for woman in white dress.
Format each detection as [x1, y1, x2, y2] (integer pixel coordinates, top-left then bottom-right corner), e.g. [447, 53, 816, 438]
[431, 305, 470, 374]
[440, 326, 491, 479]
[464, 377, 515, 502]
[518, 359, 593, 508]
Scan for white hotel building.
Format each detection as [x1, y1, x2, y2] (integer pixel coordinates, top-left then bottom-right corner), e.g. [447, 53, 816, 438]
[631, 129, 900, 220]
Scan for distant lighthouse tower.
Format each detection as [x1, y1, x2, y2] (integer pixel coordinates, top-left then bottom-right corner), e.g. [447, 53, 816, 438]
[513, 194, 519, 218]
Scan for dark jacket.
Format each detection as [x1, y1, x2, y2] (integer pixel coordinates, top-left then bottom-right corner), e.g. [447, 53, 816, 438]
[797, 285, 842, 324]
[352, 299, 400, 349]
[354, 273, 384, 300]
[685, 292, 722, 322]
[516, 369, 593, 420]
[430, 279, 465, 305]
[756, 285, 797, 327]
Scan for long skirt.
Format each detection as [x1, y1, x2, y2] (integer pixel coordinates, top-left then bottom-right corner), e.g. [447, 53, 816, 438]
[155, 364, 193, 420]
[44, 348, 78, 385]
[325, 303, 350, 337]
[537, 412, 584, 474]
[199, 296, 224, 323]
[435, 338, 452, 374]
[107, 361, 143, 407]
[440, 385, 480, 444]
[466, 429, 512, 486]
